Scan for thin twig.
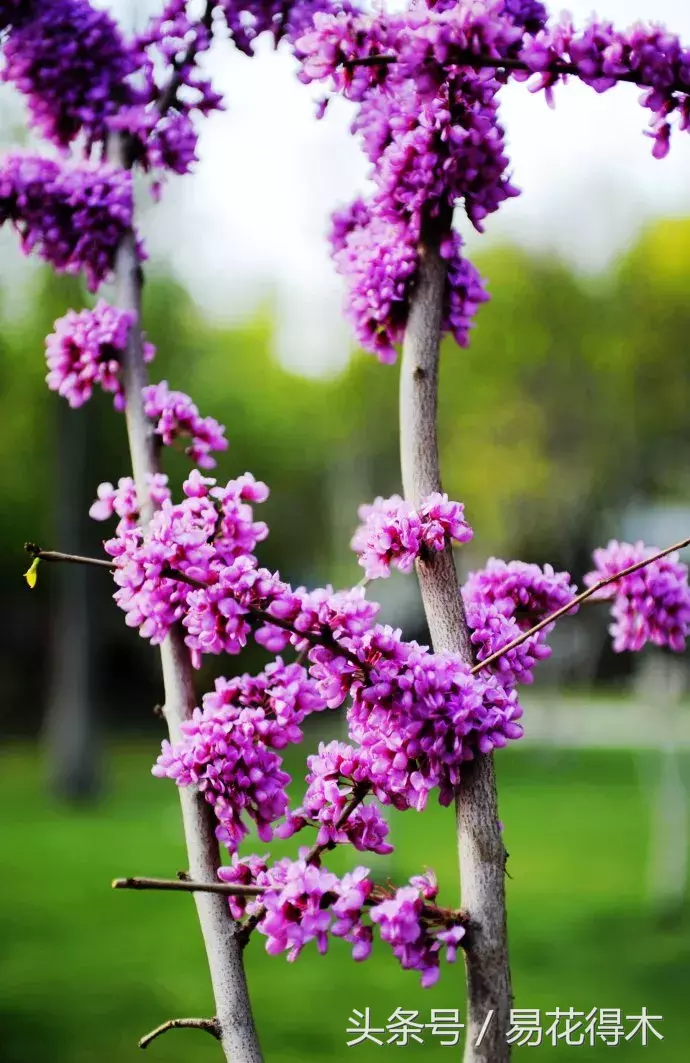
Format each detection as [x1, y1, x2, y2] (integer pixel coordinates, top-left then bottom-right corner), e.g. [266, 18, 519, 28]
[114, 874, 468, 932]
[113, 876, 269, 897]
[24, 544, 114, 570]
[139, 1017, 220, 1050]
[471, 534, 690, 676]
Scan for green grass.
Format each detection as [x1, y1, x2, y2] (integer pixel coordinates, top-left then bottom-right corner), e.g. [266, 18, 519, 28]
[0, 743, 687, 1061]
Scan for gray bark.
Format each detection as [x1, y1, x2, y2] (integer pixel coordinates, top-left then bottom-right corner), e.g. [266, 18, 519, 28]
[113, 212, 263, 1061]
[399, 239, 512, 1061]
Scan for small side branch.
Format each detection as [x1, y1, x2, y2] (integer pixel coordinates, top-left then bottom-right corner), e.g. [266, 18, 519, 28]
[113, 876, 268, 897]
[139, 1017, 220, 1050]
[24, 544, 114, 571]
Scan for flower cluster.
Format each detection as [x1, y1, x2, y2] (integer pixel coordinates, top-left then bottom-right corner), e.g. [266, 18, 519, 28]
[219, 0, 336, 57]
[0, 0, 136, 148]
[217, 855, 465, 985]
[0, 153, 136, 290]
[298, 1, 690, 357]
[89, 474, 171, 533]
[154, 660, 327, 849]
[184, 558, 379, 664]
[329, 202, 489, 361]
[584, 540, 690, 653]
[463, 558, 576, 687]
[351, 491, 473, 579]
[277, 740, 394, 855]
[102, 470, 269, 651]
[122, 0, 224, 180]
[45, 302, 155, 410]
[142, 381, 228, 469]
[369, 877, 466, 988]
[344, 625, 524, 809]
[518, 17, 690, 160]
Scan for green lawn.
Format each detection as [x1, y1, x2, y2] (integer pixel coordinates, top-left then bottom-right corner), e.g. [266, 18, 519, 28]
[0, 743, 687, 1061]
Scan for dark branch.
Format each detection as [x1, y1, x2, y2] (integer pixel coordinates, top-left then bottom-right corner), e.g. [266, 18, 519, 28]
[139, 1017, 220, 1050]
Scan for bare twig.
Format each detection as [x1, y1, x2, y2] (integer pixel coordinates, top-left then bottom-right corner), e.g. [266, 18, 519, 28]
[24, 544, 114, 570]
[471, 535, 690, 677]
[399, 230, 511, 1062]
[139, 1017, 220, 1050]
[113, 877, 269, 897]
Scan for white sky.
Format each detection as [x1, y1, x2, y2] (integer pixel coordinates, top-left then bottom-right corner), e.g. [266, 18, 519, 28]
[6, 1, 690, 372]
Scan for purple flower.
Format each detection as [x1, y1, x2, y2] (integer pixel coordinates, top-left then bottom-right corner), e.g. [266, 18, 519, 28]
[258, 857, 343, 960]
[585, 540, 690, 653]
[0, 153, 137, 290]
[45, 302, 155, 411]
[1, 0, 137, 148]
[463, 557, 576, 687]
[328, 197, 489, 360]
[153, 660, 326, 850]
[89, 474, 170, 533]
[105, 470, 269, 651]
[345, 625, 524, 810]
[352, 491, 472, 578]
[142, 380, 228, 469]
[370, 878, 465, 987]
[279, 740, 394, 855]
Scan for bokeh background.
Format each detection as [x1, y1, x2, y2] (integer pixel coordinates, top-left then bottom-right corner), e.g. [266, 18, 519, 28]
[2, 0, 690, 1059]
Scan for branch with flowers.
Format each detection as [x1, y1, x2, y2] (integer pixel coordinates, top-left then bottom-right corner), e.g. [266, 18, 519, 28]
[6, 1, 690, 1061]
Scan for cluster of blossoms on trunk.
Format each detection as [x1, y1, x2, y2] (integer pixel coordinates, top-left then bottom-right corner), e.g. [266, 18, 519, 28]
[6, 0, 690, 989]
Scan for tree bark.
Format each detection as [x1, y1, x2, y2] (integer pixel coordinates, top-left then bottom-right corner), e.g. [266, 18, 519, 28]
[399, 238, 512, 1062]
[113, 212, 263, 1060]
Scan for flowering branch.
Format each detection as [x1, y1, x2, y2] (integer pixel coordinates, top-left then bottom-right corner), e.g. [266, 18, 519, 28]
[155, 1, 216, 119]
[139, 1017, 220, 1050]
[113, 874, 470, 930]
[399, 229, 511, 1061]
[23, 542, 363, 665]
[237, 783, 373, 945]
[107, 133, 262, 1062]
[345, 51, 689, 95]
[471, 535, 690, 677]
